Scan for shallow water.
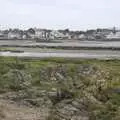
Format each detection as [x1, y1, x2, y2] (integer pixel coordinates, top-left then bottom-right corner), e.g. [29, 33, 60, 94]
[0, 51, 120, 59]
[1, 40, 120, 48]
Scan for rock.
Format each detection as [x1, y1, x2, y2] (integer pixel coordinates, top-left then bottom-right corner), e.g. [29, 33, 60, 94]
[49, 99, 89, 120]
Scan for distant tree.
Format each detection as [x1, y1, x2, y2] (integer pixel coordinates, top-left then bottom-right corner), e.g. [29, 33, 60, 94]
[86, 30, 96, 34]
[64, 29, 69, 33]
[79, 31, 85, 34]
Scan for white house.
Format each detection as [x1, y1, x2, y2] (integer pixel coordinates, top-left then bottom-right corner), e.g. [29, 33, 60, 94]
[34, 29, 46, 39]
[106, 32, 120, 39]
[78, 34, 87, 39]
[0, 31, 4, 38]
[50, 30, 66, 40]
[8, 32, 21, 39]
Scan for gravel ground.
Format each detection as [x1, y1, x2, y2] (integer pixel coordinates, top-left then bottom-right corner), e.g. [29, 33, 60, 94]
[0, 99, 48, 120]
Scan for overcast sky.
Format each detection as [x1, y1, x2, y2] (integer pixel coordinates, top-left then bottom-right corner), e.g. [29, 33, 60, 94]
[0, 0, 120, 30]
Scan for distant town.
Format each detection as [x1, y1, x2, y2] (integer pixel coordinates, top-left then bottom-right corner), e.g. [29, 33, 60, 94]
[0, 27, 120, 41]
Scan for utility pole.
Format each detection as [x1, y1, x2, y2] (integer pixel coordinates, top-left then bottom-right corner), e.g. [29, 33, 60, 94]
[113, 26, 116, 34]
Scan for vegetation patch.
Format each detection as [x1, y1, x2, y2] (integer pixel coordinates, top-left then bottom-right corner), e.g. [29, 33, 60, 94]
[0, 57, 120, 120]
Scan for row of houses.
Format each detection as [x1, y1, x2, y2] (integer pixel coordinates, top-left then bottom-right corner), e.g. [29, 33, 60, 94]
[0, 28, 120, 40]
[81, 28, 120, 40]
[0, 28, 71, 40]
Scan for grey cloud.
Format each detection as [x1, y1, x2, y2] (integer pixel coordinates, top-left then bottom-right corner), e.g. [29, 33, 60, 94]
[0, 0, 120, 30]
